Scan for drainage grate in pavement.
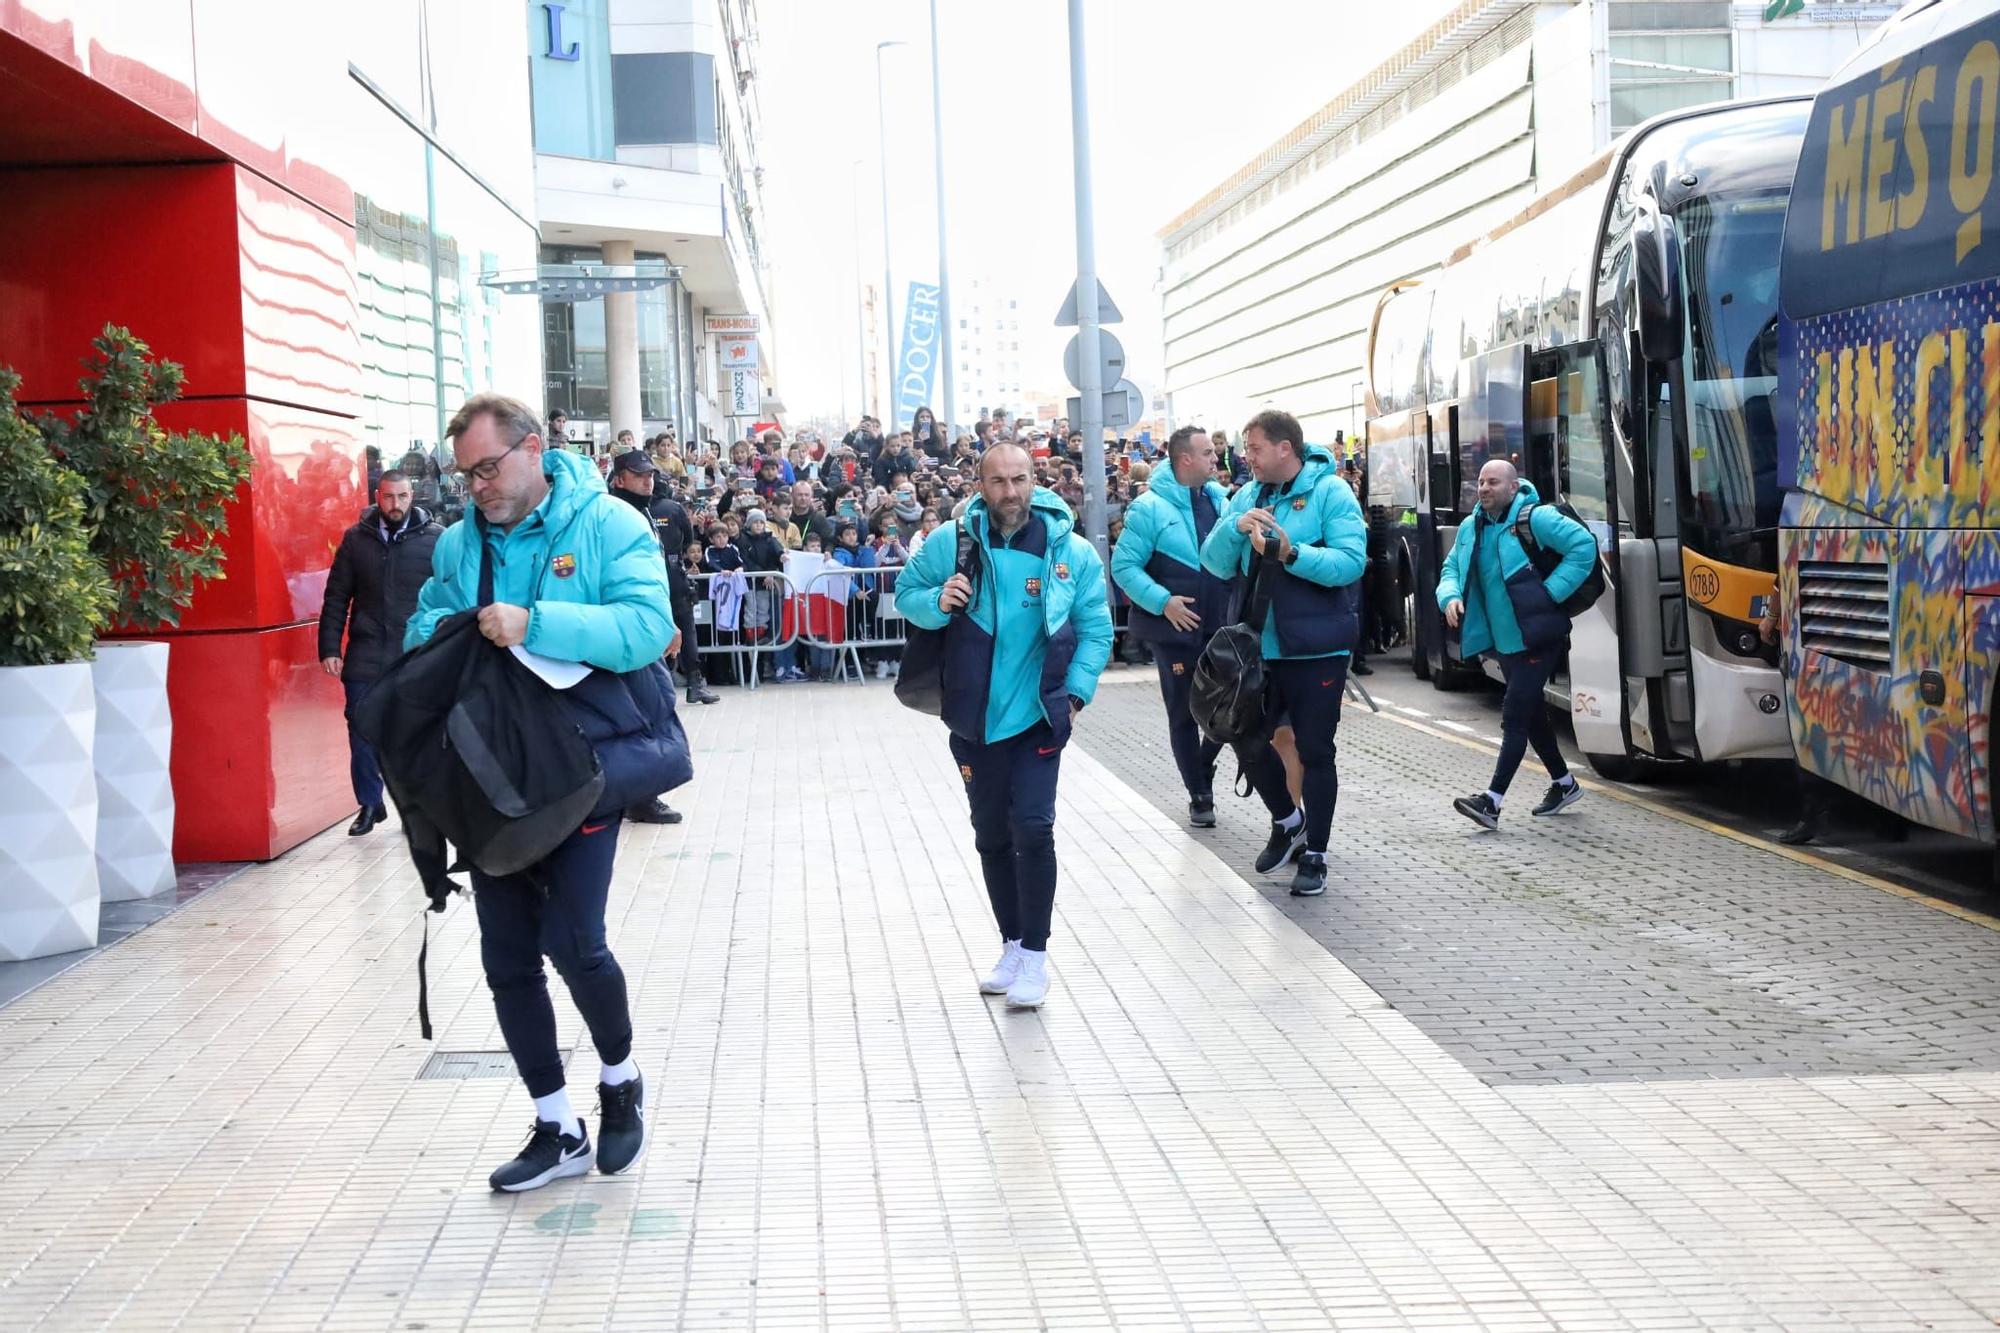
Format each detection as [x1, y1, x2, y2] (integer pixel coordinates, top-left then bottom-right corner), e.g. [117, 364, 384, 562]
[417, 1050, 525, 1080]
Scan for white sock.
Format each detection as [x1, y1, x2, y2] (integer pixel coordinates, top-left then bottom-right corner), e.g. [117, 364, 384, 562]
[600, 1056, 639, 1087]
[1278, 808, 1304, 832]
[1486, 790, 1505, 810]
[1556, 772, 1577, 789]
[533, 1087, 583, 1138]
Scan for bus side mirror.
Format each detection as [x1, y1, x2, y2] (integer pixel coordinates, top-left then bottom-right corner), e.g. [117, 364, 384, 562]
[1632, 201, 1684, 365]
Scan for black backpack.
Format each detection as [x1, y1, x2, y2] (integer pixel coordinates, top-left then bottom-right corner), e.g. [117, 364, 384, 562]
[894, 520, 980, 715]
[1190, 549, 1279, 746]
[1514, 501, 1606, 617]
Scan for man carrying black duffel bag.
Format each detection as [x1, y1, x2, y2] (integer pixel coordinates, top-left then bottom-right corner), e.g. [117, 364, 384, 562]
[398, 393, 680, 1193]
[1198, 410, 1367, 899]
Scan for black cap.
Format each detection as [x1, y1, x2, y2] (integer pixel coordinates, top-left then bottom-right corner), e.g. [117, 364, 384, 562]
[610, 450, 657, 477]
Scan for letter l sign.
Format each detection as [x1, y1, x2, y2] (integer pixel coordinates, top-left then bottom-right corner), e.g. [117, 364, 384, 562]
[544, 3, 581, 61]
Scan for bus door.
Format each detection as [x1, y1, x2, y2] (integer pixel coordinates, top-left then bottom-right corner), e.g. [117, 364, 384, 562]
[1415, 402, 1462, 681]
[1527, 339, 1629, 761]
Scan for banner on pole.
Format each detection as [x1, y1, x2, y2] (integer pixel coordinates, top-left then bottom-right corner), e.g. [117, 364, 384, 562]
[895, 280, 942, 426]
[728, 369, 760, 418]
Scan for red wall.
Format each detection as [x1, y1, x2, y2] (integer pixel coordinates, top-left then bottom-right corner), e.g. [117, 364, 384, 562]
[0, 12, 364, 862]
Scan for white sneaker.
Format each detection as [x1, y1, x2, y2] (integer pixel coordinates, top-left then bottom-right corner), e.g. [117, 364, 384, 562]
[979, 940, 1023, 994]
[1005, 949, 1049, 1008]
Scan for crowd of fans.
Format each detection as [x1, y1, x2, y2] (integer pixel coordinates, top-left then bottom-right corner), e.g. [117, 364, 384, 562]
[366, 405, 1395, 686]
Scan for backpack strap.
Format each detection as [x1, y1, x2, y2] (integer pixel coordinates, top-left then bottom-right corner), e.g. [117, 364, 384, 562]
[477, 528, 496, 608]
[1513, 502, 1540, 551]
[1236, 482, 1282, 629]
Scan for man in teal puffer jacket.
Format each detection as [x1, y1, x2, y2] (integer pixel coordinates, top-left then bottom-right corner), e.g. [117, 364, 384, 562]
[896, 444, 1113, 1010]
[1200, 410, 1368, 899]
[405, 394, 674, 1193]
[1111, 425, 1236, 828]
[1436, 459, 1597, 830]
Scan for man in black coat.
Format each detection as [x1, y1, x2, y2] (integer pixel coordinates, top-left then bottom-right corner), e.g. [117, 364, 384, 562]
[609, 451, 715, 825]
[317, 470, 442, 835]
[642, 468, 719, 707]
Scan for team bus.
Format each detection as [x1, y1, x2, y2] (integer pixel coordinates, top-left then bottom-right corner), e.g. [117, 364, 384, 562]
[1778, 0, 2000, 842]
[1365, 97, 1809, 777]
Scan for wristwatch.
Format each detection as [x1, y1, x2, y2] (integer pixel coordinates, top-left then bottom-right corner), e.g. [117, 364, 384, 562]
[1282, 545, 1300, 568]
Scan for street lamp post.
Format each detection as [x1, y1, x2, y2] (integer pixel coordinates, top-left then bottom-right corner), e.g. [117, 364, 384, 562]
[927, 0, 953, 435]
[876, 39, 905, 428]
[852, 158, 870, 420]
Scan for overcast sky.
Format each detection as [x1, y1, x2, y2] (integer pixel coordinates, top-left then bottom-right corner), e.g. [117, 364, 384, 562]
[756, 0, 1464, 428]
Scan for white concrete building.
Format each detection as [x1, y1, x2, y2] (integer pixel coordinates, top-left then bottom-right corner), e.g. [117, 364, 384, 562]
[1158, 0, 1890, 441]
[954, 275, 1027, 426]
[525, 0, 780, 449]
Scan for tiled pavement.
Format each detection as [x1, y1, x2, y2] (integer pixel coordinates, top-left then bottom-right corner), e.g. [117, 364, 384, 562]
[1071, 667, 2000, 1084]
[1, 680, 1998, 1330]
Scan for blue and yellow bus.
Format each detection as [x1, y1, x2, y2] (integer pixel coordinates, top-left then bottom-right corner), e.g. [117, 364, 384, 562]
[1778, 0, 2000, 842]
[1369, 96, 1809, 776]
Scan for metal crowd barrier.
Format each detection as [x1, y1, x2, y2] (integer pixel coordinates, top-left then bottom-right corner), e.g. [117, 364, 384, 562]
[685, 569, 800, 691]
[796, 562, 909, 683]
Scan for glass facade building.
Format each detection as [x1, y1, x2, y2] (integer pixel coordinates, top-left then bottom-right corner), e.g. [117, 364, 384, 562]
[528, 0, 777, 451]
[0, 1, 543, 860]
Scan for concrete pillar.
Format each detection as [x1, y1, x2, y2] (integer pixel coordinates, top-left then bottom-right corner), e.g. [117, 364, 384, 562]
[602, 238, 642, 443]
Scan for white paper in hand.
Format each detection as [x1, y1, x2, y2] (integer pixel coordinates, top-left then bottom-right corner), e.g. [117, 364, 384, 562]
[510, 644, 592, 690]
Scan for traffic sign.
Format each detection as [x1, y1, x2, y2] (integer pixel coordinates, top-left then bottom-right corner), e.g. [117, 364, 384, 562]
[1063, 329, 1125, 394]
[1065, 380, 1145, 432]
[1054, 277, 1123, 327]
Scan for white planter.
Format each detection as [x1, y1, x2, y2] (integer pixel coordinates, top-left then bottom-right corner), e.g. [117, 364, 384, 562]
[0, 661, 99, 961]
[91, 641, 176, 902]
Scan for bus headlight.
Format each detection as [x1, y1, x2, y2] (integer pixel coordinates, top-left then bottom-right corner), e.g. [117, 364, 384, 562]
[1758, 693, 1781, 714]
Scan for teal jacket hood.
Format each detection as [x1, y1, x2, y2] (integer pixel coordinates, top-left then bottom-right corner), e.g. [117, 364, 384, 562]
[536, 446, 613, 537]
[1489, 478, 1543, 526]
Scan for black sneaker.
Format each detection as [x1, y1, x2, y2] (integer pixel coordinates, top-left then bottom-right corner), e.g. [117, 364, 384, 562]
[1453, 793, 1500, 830]
[489, 1119, 592, 1192]
[625, 798, 683, 825]
[1254, 814, 1308, 873]
[1289, 851, 1328, 897]
[1188, 794, 1216, 829]
[597, 1073, 647, 1175]
[1530, 780, 1582, 817]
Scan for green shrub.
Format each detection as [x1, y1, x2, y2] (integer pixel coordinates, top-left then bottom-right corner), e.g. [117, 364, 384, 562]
[0, 369, 115, 668]
[39, 325, 252, 630]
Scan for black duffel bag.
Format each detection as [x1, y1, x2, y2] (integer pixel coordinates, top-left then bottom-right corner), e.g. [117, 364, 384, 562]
[1190, 549, 1279, 746]
[895, 520, 980, 716]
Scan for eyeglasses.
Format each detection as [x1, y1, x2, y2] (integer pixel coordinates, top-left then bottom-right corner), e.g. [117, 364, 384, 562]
[452, 434, 527, 483]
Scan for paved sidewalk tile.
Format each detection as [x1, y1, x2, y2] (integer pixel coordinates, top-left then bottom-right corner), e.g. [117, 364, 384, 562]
[1074, 666, 2000, 1084]
[0, 683, 1995, 1330]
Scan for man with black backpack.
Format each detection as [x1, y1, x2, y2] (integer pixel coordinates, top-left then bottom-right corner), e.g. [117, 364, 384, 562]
[1437, 459, 1599, 830]
[1198, 410, 1368, 899]
[403, 393, 676, 1192]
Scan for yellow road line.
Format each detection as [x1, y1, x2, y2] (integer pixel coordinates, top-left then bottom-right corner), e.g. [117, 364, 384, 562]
[1364, 707, 2000, 934]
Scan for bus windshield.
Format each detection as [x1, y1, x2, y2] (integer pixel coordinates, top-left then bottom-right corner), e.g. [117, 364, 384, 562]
[1677, 189, 1787, 546]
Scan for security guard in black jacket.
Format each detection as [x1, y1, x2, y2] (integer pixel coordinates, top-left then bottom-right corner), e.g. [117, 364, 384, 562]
[638, 465, 718, 705]
[609, 450, 705, 824]
[317, 469, 441, 835]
